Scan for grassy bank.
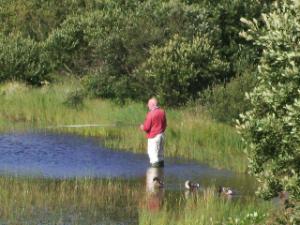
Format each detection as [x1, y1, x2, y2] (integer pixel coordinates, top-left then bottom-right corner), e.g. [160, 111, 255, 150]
[0, 80, 246, 172]
[0, 176, 274, 225]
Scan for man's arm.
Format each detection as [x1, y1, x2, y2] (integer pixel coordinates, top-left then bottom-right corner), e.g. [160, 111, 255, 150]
[141, 112, 152, 132]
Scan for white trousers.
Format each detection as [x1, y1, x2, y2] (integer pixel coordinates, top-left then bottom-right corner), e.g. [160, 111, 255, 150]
[146, 167, 164, 193]
[147, 133, 165, 164]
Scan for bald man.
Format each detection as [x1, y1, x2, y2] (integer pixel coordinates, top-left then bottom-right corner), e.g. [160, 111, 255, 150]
[140, 98, 167, 167]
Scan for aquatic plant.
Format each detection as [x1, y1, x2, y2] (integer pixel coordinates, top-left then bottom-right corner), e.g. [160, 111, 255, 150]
[139, 187, 272, 225]
[0, 176, 273, 225]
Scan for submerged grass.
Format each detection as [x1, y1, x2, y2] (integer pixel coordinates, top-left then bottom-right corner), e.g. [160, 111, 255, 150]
[139, 189, 273, 225]
[0, 80, 246, 172]
[0, 176, 275, 225]
[0, 176, 142, 224]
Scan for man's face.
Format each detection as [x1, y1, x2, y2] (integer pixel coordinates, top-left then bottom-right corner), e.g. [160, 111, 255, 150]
[147, 101, 152, 110]
[147, 99, 157, 111]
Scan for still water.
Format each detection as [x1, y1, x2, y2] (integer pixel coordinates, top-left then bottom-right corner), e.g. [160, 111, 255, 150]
[0, 132, 257, 224]
[0, 132, 254, 191]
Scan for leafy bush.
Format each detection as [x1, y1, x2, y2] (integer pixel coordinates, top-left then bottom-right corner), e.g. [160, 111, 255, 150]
[138, 34, 229, 106]
[201, 71, 256, 124]
[63, 89, 85, 110]
[0, 34, 50, 85]
[238, 0, 300, 204]
[84, 66, 142, 103]
[44, 15, 92, 75]
[74, 1, 218, 103]
[0, 0, 274, 106]
[0, 0, 102, 41]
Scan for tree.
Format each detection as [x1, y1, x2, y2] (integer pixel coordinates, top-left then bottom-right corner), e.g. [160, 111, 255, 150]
[238, 1, 300, 221]
[138, 34, 229, 106]
[0, 34, 50, 85]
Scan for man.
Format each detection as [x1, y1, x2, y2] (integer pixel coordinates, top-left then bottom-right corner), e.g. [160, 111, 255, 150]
[140, 97, 167, 167]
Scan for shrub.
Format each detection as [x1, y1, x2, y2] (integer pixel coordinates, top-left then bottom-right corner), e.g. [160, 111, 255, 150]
[84, 66, 142, 103]
[0, 34, 50, 85]
[138, 34, 229, 106]
[63, 89, 85, 110]
[238, 0, 300, 205]
[201, 71, 256, 124]
[44, 15, 92, 75]
[0, 0, 102, 41]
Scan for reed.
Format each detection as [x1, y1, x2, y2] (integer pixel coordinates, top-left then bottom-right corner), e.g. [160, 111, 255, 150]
[139, 187, 272, 225]
[0, 176, 274, 225]
[0, 80, 246, 172]
[0, 176, 143, 224]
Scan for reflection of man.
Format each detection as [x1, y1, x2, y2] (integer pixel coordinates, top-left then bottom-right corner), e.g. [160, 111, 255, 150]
[140, 97, 167, 168]
[145, 167, 164, 212]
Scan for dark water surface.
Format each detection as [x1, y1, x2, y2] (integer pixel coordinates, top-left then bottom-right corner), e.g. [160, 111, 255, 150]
[0, 132, 258, 224]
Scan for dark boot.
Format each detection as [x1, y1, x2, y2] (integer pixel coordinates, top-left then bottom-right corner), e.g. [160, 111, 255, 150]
[150, 161, 164, 168]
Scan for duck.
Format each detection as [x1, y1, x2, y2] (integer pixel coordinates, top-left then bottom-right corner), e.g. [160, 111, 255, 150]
[218, 186, 234, 196]
[185, 180, 200, 190]
[153, 177, 164, 188]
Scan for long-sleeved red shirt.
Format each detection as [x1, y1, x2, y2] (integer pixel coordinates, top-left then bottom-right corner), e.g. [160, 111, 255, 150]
[143, 107, 167, 138]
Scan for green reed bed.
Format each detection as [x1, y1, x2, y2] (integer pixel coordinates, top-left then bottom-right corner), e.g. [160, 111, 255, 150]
[0, 176, 275, 225]
[139, 187, 273, 225]
[0, 176, 143, 224]
[0, 81, 246, 172]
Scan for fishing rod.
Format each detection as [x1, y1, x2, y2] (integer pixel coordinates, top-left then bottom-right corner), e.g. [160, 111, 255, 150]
[46, 122, 138, 129]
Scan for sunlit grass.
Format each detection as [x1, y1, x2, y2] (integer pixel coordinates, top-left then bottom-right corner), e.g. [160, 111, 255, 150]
[0, 176, 143, 224]
[0, 176, 275, 225]
[139, 187, 273, 225]
[0, 80, 246, 172]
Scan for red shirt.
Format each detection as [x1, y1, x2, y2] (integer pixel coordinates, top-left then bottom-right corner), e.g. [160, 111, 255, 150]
[143, 107, 167, 138]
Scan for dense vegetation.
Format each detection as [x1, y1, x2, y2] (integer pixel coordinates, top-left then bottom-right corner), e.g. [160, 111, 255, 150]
[0, 0, 271, 111]
[1, 0, 300, 223]
[238, 1, 300, 223]
[0, 176, 273, 225]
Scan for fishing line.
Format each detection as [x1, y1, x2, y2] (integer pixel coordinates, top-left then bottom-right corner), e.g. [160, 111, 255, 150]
[46, 122, 137, 129]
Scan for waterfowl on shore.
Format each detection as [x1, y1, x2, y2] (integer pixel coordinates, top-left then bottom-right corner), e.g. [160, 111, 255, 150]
[153, 177, 164, 188]
[185, 180, 200, 190]
[218, 186, 234, 196]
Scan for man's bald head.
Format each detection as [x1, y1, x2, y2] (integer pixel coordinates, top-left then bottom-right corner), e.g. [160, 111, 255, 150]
[148, 97, 158, 111]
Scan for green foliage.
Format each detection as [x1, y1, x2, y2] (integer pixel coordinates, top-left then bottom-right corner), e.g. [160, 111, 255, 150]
[201, 71, 256, 124]
[138, 34, 229, 106]
[63, 89, 85, 110]
[78, 1, 219, 103]
[238, 0, 300, 206]
[0, 34, 50, 85]
[208, 0, 274, 75]
[45, 15, 93, 75]
[0, 0, 274, 106]
[0, 0, 101, 41]
[84, 66, 141, 103]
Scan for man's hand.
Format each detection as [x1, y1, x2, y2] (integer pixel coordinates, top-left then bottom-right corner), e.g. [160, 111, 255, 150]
[139, 124, 144, 131]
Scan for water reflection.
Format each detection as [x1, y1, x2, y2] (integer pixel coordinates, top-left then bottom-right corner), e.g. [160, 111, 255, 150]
[145, 167, 164, 212]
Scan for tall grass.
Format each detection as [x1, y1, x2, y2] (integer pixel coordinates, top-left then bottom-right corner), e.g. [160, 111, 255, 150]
[139, 187, 273, 225]
[0, 176, 275, 225]
[0, 176, 142, 224]
[0, 80, 246, 172]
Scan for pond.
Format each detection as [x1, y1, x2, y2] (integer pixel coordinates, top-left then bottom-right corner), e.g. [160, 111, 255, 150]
[0, 132, 259, 224]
